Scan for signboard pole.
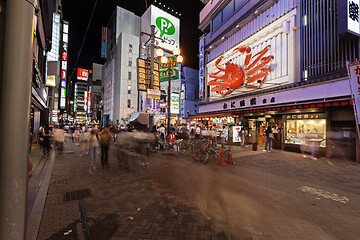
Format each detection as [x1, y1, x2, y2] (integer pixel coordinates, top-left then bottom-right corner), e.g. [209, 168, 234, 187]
[346, 61, 360, 163]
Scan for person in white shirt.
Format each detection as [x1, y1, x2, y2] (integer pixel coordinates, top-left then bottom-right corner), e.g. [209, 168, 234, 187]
[195, 125, 201, 139]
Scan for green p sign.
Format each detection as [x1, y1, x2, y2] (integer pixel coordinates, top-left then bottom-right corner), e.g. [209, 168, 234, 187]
[156, 17, 175, 38]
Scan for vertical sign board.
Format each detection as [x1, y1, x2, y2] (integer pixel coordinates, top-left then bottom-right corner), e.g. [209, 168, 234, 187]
[60, 21, 69, 109]
[88, 86, 91, 114]
[101, 27, 107, 58]
[170, 93, 180, 114]
[146, 89, 161, 114]
[347, 61, 360, 126]
[338, 0, 360, 37]
[199, 35, 205, 99]
[138, 58, 148, 91]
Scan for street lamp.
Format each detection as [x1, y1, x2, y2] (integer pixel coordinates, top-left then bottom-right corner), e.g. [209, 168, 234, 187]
[156, 47, 183, 136]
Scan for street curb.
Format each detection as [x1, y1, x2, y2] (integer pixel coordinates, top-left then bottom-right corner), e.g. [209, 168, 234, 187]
[26, 151, 56, 240]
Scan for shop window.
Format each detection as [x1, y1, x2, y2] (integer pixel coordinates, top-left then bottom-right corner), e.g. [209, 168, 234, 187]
[285, 116, 326, 147]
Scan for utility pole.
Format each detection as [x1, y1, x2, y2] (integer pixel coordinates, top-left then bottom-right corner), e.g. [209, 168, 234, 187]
[0, 0, 35, 239]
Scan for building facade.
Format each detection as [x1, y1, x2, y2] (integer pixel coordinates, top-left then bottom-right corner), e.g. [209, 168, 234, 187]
[180, 67, 199, 118]
[102, 7, 140, 125]
[196, 0, 358, 161]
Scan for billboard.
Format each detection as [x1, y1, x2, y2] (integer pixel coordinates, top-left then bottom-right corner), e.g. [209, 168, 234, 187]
[338, 0, 360, 37]
[101, 27, 107, 58]
[77, 68, 89, 81]
[142, 5, 180, 52]
[146, 89, 161, 114]
[170, 93, 180, 114]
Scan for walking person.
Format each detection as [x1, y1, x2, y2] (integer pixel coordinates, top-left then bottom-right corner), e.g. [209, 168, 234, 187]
[74, 127, 81, 146]
[100, 127, 112, 168]
[264, 126, 274, 152]
[88, 128, 100, 173]
[42, 128, 52, 157]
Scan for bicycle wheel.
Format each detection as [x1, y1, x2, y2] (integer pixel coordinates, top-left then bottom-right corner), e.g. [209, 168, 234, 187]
[203, 151, 210, 164]
[177, 141, 187, 155]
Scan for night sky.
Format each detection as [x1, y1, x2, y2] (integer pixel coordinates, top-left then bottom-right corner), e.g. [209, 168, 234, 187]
[62, 0, 204, 82]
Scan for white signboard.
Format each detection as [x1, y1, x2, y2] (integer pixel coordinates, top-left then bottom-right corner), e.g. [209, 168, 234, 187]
[142, 5, 180, 52]
[347, 61, 360, 125]
[232, 126, 242, 143]
[348, 0, 360, 35]
[170, 93, 180, 114]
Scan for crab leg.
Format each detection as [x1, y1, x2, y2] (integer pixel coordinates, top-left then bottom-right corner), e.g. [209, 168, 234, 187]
[246, 69, 271, 83]
[234, 45, 252, 65]
[208, 80, 225, 85]
[247, 45, 271, 71]
[214, 55, 226, 72]
[211, 85, 228, 92]
[220, 89, 233, 96]
[245, 75, 268, 88]
[247, 56, 274, 76]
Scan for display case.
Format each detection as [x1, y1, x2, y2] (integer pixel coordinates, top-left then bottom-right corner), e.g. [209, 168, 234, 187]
[284, 114, 326, 147]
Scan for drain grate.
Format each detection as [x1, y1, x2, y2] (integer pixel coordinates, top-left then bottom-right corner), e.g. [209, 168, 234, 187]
[63, 189, 92, 202]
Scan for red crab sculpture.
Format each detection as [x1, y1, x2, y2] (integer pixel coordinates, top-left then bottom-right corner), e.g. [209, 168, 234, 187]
[208, 45, 274, 96]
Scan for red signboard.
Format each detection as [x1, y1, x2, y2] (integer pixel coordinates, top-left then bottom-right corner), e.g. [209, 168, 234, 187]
[77, 68, 89, 81]
[61, 70, 66, 79]
[62, 52, 67, 61]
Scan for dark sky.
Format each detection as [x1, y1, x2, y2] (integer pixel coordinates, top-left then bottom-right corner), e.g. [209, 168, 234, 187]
[63, 0, 204, 82]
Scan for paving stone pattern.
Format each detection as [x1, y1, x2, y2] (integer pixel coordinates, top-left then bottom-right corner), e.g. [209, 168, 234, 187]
[36, 142, 360, 240]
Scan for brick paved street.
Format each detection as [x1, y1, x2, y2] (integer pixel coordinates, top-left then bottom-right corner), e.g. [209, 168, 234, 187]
[29, 141, 360, 240]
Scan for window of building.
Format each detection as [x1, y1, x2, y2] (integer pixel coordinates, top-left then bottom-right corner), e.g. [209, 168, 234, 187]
[212, 12, 222, 31]
[235, 0, 247, 11]
[128, 85, 131, 94]
[128, 71, 131, 80]
[222, 0, 234, 22]
[128, 57, 132, 67]
[129, 44, 133, 53]
[127, 99, 131, 108]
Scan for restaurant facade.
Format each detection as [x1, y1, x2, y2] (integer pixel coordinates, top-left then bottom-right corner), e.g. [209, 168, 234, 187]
[192, 0, 359, 161]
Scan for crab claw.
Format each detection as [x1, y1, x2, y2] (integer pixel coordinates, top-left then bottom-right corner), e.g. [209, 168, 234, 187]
[234, 45, 252, 65]
[211, 85, 228, 92]
[208, 80, 225, 85]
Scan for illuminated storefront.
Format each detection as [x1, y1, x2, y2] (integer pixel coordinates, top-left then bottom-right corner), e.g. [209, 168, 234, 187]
[195, 0, 358, 160]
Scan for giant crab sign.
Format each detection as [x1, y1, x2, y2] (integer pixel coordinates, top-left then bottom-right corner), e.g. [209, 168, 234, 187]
[208, 45, 274, 96]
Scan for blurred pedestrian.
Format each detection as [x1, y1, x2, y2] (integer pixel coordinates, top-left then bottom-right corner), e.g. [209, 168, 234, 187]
[264, 126, 274, 152]
[88, 128, 100, 173]
[100, 127, 112, 168]
[74, 127, 81, 146]
[80, 128, 90, 156]
[53, 124, 65, 152]
[42, 128, 52, 157]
